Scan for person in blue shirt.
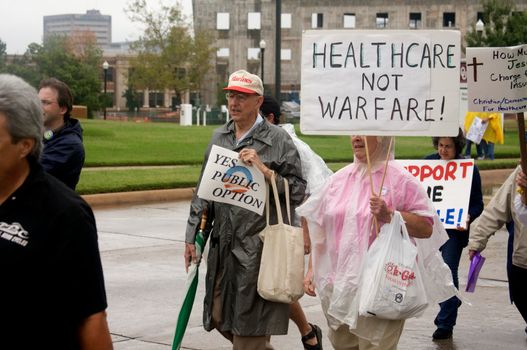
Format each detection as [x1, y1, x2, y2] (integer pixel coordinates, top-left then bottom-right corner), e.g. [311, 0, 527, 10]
[425, 128, 484, 340]
[39, 78, 85, 190]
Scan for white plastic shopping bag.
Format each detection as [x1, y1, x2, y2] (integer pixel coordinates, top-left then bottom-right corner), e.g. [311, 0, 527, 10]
[358, 211, 428, 320]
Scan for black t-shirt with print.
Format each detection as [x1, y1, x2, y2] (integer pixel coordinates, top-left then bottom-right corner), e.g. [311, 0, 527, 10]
[0, 159, 107, 349]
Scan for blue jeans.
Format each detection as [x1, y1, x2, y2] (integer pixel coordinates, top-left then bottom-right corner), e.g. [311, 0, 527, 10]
[434, 231, 468, 331]
[480, 140, 495, 160]
[464, 140, 483, 158]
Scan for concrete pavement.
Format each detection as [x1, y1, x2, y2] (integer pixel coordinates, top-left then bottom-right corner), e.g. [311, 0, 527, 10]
[95, 200, 527, 350]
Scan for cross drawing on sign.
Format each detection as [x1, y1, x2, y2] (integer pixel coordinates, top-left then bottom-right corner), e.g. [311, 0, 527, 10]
[467, 56, 484, 82]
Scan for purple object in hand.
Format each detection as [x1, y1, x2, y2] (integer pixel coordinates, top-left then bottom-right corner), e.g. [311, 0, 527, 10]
[465, 252, 486, 293]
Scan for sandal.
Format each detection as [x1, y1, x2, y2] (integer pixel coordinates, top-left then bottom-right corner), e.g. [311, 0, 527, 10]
[301, 323, 323, 350]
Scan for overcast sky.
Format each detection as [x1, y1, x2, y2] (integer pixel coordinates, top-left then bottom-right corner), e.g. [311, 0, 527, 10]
[0, 0, 192, 54]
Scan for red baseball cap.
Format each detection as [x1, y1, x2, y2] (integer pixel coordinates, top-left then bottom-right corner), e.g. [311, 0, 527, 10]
[224, 70, 264, 95]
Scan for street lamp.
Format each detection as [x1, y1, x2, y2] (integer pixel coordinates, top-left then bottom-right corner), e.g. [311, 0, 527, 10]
[102, 60, 109, 120]
[259, 39, 266, 85]
[476, 19, 485, 46]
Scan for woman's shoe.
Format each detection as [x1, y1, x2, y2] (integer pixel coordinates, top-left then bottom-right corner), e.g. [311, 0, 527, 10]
[432, 327, 453, 340]
[301, 323, 323, 350]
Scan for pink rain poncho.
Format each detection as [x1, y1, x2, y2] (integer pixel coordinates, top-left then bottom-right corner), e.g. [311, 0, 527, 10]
[296, 136, 457, 344]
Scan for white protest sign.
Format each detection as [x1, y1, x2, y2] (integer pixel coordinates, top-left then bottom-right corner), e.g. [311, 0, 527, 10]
[301, 30, 460, 136]
[465, 116, 488, 144]
[467, 45, 527, 113]
[197, 145, 266, 215]
[397, 159, 474, 229]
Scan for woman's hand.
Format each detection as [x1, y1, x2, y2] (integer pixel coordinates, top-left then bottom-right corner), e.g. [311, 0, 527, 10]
[304, 268, 317, 297]
[301, 217, 311, 254]
[369, 195, 393, 223]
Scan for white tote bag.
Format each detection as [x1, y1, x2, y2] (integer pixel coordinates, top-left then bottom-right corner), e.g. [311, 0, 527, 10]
[257, 174, 304, 304]
[358, 211, 428, 320]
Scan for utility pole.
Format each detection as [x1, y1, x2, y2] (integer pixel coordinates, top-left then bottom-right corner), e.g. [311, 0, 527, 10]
[275, 0, 281, 103]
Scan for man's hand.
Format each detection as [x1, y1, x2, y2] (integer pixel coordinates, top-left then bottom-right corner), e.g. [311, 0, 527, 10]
[238, 148, 274, 180]
[517, 169, 527, 205]
[517, 169, 527, 188]
[468, 249, 478, 261]
[184, 243, 197, 272]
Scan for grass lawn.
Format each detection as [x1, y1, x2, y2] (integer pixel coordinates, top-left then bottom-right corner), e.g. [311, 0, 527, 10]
[84, 120, 214, 166]
[77, 119, 522, 194]
[78, 166, 202, 194]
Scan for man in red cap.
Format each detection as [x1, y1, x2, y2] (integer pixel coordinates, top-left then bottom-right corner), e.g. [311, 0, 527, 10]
[184, 70, 306, 349]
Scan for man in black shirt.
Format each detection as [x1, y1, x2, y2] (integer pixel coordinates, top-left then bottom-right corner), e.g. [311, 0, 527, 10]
[0, 74, 112, 349]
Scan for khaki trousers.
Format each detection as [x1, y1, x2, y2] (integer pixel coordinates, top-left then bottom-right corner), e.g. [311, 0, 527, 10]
[211, 276, 274, 350]
[328, 320, 405, 350]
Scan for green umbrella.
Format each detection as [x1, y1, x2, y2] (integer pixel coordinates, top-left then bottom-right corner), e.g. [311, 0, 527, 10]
[172, 208, 212, 350]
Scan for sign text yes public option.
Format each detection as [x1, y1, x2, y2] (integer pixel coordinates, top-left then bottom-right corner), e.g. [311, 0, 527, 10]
[197, 145, 266, 215]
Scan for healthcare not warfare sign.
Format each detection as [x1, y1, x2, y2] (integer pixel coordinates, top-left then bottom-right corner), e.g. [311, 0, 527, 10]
[466, 44, 527, 113]
[301, 30, 460, 136]
[197, 145, 266, 215]
[397, 159, 474, 229]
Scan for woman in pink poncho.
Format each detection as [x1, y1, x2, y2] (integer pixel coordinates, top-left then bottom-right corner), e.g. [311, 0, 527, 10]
[297, 136, 455, 350]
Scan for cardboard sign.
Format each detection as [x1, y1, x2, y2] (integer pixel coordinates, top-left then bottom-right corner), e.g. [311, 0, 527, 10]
[197, 145, 266, 215]
[301, 30, 460, 136]
[397, 159, 474, 229]
[465, 116, 488, 144]
[467, 45, 527, 113]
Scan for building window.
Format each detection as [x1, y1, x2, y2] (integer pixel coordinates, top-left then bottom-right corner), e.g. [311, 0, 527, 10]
[248, 12, 261, 30]
[409, 12, 421, 29]
[217, 48, 230, 57]
[101, 67, 114, 82]
[343, 13, 356, 28]
[376, 13, 389, 28]
[281, 49, 292, 61]
[443, 12, 456, 27]
[312, 13, 323, 28]
[282, 13, 292, 28]
[217, 12, 229, 30]
[248, 48, 260, 60]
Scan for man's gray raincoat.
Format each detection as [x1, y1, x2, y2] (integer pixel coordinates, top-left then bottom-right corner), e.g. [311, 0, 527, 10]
[185, 119, 306, 336]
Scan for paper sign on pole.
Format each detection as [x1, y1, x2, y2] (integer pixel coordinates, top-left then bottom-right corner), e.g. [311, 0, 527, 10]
[467, 44, 527, 113]
[197, 145, 266, 215]
[465, 116, 488, 144]
[301, 30, 460, 136]
[397, 159, 474, 229]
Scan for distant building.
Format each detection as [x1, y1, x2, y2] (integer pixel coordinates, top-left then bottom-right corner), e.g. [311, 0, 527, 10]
[192, 0, 527, 106]
[44, 10, 112, 48]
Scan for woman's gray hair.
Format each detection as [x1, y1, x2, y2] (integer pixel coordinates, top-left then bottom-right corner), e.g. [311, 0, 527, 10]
[0, 74, 43, 158]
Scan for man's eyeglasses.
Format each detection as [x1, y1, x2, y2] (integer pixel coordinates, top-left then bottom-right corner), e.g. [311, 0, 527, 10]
[40, 100, 57, 106]
[225, 92, 255, 102]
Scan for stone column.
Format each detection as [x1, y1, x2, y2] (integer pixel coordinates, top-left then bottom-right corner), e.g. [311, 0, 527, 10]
[143, 89, 149, 108]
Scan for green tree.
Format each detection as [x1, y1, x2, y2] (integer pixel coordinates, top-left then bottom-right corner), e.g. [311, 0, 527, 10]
[466, 0, 527, 47]
[126, 0, 214, 104]
[31, 36, 104, 116]
[123, 87, 141, 112]
[0, 38, 6, 71]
